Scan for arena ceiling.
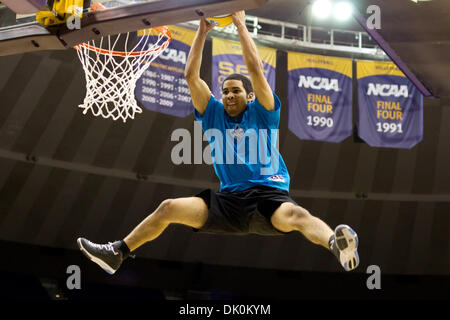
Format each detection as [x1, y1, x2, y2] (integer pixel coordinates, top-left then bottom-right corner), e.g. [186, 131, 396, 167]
[249, 0, 450, 99]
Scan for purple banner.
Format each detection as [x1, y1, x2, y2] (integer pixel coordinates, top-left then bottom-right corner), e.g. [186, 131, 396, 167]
[135, 26, 194, 118]
[357, 60, 423, 149]
[287, 52, 353, 143]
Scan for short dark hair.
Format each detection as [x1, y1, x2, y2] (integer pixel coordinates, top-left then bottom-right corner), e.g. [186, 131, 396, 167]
[221, 73, 253, 95]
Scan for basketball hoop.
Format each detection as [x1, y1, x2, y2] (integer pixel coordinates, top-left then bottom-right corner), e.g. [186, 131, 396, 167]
[74, 17, 172, 122]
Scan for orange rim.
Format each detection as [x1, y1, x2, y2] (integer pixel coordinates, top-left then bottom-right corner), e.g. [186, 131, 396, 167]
[73, 26, 172, 57]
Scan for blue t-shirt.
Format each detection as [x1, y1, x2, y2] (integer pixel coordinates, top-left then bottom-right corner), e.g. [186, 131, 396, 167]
[194, 92, 290, 192]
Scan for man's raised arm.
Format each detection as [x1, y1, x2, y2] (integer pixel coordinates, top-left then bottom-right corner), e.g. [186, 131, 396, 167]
[184, 19, 214, 116]
[232, 11, 275, 111]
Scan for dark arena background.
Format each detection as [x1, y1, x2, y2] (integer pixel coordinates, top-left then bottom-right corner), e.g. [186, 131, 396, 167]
[0, 0, 448, 307]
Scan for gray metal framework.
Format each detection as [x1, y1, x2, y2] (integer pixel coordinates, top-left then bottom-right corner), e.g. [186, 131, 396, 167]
[193, 15, 387, 58]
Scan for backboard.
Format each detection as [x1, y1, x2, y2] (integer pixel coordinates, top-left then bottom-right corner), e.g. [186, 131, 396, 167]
[0, 0, 269, 56]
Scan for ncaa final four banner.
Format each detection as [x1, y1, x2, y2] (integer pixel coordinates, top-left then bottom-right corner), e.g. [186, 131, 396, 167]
[211, 37, 276, 99]
[135, 25, 195, 118]
[287, 52, 353, 143]
[357, 60, 423, 149]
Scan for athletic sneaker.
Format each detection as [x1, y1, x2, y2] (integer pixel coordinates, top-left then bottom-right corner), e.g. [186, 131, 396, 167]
[77, 238, 123, 274]
[329, 224, 359, 271]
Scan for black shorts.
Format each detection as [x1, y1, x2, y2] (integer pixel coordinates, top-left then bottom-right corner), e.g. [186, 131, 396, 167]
[194, 186, 297, 236]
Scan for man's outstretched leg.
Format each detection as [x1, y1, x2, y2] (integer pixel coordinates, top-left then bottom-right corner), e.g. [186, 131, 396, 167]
[77, 197, 209, 274]
[270, 202, 359, 271]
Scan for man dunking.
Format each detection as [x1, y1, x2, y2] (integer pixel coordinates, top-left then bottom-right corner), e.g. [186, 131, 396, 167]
[77, 11, 359, 274]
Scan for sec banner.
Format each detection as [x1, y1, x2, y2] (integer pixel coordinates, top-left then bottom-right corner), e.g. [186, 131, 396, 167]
[357, 60, 423, 149]
[287, 52, 353, 143]
[135, 25, 195, 118]
[212, 37, 276, 99]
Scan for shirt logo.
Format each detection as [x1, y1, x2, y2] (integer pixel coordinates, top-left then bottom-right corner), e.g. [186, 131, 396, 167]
[267, 175, 285, 182]
[229, 125, 245, 139]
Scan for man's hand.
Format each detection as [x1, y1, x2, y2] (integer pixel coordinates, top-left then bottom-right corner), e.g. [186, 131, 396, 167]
[232, 11, 246, 29]
[199, 18, 214, 34]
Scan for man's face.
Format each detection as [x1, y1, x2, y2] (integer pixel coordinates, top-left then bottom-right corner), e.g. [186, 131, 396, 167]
[222, 79, 254, 117]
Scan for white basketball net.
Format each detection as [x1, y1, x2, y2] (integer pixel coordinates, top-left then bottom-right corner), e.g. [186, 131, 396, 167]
[75, 27, 171, 122]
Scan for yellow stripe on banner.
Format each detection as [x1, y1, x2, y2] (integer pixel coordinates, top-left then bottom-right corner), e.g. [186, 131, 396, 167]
[212, 37, 276, 68]
[357, 60, 406, 79]
[287, 52, 352, 78]
[138, 25, 196, 45]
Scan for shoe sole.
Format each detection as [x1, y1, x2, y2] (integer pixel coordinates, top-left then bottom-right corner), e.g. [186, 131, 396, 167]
[334, 225, 359, 271]
[77, 238, 117, 275]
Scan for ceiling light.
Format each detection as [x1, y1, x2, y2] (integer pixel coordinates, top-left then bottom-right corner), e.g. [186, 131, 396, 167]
[334, 2, 353, 21]
[312, 0, 333, 20]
